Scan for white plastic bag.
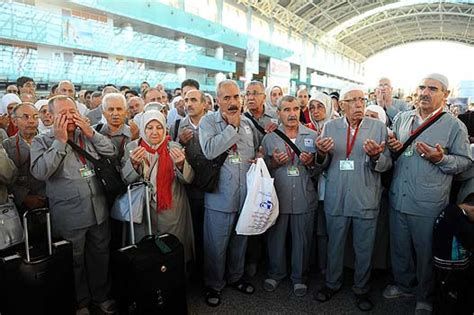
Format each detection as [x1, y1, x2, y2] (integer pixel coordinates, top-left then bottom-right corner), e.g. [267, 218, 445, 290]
[236, 158, 279, 235]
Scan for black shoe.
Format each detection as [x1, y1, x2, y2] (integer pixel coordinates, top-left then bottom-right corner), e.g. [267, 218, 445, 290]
[355, 293, 373, 312]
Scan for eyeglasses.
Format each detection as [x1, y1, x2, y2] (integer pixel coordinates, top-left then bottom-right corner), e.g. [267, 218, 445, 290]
[14, 114, 39, 120]
[341, 97, 367, 105]
[245, 91, 265, 97]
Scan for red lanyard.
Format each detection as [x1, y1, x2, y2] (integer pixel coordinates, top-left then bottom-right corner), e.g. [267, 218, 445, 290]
[77, 136, 87, 165]
[285, 143, 296, 165]
[410, 110, 444, 136]
[231, 144, 237, 153]
[346, 122, 361, 159]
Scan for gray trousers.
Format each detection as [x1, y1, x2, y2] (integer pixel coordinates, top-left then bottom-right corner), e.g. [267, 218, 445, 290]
[57, 220, 111, 308]
[203, 209, 248, 291]
[325, 214, 377, 294]
[266, 212, 315, 284]
[390, 209, 436, 304]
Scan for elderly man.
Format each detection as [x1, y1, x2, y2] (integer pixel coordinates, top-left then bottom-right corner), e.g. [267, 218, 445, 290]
[261, 95, 319, 297]
[297, 88, 310, 124]
[384, 74, 472, 314]
[199, 80, 258, 307]
[3, 103, 46, 212]
[30, 96, 117, 315]
[142, 88, 162, 104]
[314, 86, 392, 311]
[127, 96, 144, 119]
[375, 77, 409, 123]
[57, 80, 88, 116]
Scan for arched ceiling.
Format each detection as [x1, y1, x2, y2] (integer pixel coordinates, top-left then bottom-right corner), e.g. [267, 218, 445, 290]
[236, 0, 474, 63]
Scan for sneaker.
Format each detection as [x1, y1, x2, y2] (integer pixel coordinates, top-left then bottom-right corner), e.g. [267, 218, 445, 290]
[93, 299, 117, 314]
[383, 284, 414, 299]
[263, 278, 279, 292]
[76, 307, 90, 315]
[293, 283, 308, 297]
[415, 302, 432, 315]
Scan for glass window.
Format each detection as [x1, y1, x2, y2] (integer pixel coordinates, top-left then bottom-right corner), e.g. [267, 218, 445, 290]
[222, 3, 246, 33]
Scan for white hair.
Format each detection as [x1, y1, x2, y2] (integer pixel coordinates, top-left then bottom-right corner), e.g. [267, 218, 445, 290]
[101, 93, 127, 111]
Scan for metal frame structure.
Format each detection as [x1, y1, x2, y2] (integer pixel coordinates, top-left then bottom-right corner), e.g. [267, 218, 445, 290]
[237, 0, 474, 62]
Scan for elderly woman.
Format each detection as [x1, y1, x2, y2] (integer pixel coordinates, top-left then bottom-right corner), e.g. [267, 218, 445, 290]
[121, 110, 194, 262]
[1, 93, 21, 137]
[34, 99, 54, 134]
[264, 85, 283, 114]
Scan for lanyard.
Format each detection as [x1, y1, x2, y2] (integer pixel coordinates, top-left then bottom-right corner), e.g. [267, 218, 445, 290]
[410, 110, 444, 136]
[15, 134, 22, 166]
[231, 144, 237, 153]
[346, 122, 361, 159]
[285, 143, 296, 165]
[77, 136, 87, 166]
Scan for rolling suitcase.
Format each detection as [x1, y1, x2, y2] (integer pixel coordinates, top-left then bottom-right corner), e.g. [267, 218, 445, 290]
[0, 208, 75, 315]
[111, 182, 188, 315]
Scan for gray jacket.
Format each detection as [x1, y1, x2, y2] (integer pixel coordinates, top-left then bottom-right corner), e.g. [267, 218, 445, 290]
[390, 110, 472, 217]
[199, 110, 258, 213]
[261, 124, 319, 214]
[3, 135, 46, 208]
[30, 129, 116, 231]
[318, 117, 392, 219]
[0, 143, 17, 204]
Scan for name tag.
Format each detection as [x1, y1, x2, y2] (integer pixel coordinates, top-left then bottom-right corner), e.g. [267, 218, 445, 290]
[270, 118, 279, 124]
[339, 160, 354, 171]
[304, 138, 314, 147]
[244, 126, 252, 134]
[287, 166, 300, 177]
[229, 153, 242, 164]
[79, 166, 95, 178]
[404, 145, 414, 157]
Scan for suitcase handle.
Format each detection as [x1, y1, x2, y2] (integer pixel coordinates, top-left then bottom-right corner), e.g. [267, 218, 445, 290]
[128, 181, 152, 245]
[22, 208, 52, 263]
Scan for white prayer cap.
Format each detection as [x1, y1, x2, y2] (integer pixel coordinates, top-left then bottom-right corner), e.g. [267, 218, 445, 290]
[1, 93, 21, 114]
[339, 85, 366, 100]
[422, 73, 449, 90]
[34, 99, 49, 111]
[365, 104, 387, 124]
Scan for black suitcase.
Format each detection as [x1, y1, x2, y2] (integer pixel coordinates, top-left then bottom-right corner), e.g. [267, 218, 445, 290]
[111, 182, 188, 315]
[0, 208, 75, 315]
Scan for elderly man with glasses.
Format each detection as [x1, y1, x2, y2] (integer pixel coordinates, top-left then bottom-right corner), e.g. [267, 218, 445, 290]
[375, 77, 410, 124]
[314, 86, 392, 312]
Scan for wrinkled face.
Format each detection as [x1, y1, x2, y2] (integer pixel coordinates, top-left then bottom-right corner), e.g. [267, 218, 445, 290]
[58, 82, 75, 98]
[53, 99, 78, 132]
[128, 99, 144, 118]
[38, 105, 53, 126]
[245, 84, 265, 112]
[144, 90, 161, 104]
[297, 89, 309, 108]
[20, 81, 36, 95]
[417, 79, 448, 114]
[341, 90, 366, 122]
[185, 90, 205, 118]
[278, 100, 300, 128]
[103, 98, 127, 128]
[365, 109, 379, 120]
[309, 100, 327, 122]
[376, 78, 392, 98]
[13, 105, 39, 136]
[217, 83, 241, 116]
[270, 87, 283, 106]
[145, 120, 165, 145]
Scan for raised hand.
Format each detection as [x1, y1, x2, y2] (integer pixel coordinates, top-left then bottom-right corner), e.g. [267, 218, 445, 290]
[387, 133, 403, 152]
[130, 146, 146, 170]
[178, 128, 193, 145]
[415, 142, 444, 163]
[54, 114, 68, 144]
[316, 137, 334, 156]
[73, 114, 94, 138]
[169, 147, 185, 169]
[363, 139, 386, 160]
[299, 152, 314, 166]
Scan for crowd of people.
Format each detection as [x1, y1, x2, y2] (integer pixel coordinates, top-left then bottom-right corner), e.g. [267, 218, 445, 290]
[0, 74, 473, 315]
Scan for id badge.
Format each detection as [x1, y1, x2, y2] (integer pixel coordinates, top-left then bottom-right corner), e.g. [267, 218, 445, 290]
[287, 165, 300, 177]
[404, 145, 414, 157]
[229, 153, 242, 164]
[79, 166, 95, 178]
[339, 160, 354, 171]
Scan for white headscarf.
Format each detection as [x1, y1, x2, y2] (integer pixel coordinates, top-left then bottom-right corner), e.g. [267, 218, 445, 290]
[309, 93, 333, 126]
[139, 110, 167, 148]
[265, 85, 283, 109]
[34, 99, 48, 112]
[365, 104, 387, 124]
[1, 94, 21, 114]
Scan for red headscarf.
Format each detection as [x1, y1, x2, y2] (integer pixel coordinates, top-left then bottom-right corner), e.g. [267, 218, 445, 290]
[139, 135, 175, 212]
